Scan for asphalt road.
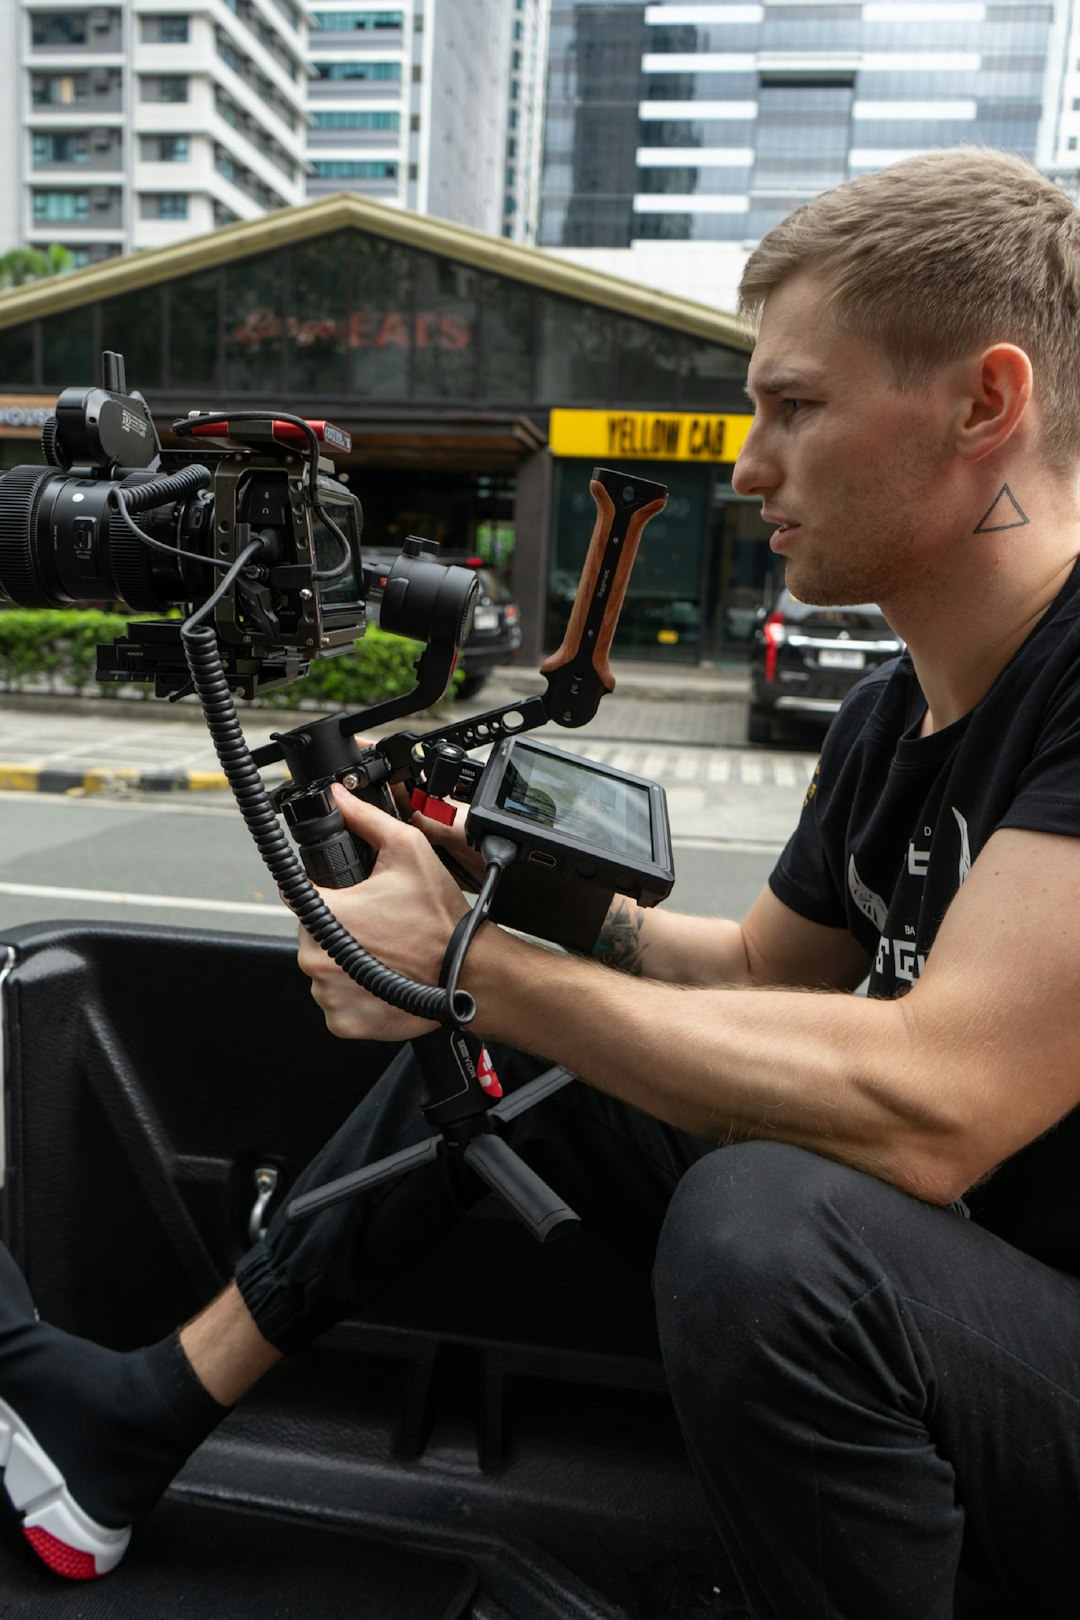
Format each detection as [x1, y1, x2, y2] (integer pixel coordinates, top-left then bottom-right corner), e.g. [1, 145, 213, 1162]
[0, 780, 785, 940]
[0, 724, 812, 944]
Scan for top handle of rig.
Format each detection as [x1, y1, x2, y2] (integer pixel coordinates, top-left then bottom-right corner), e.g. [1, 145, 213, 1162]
[539, 466, 667, 728]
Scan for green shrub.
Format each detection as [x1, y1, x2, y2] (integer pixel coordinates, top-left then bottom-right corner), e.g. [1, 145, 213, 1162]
[251, 625, 461, 712]
[0, 609, 460, 711]
[0, 609, 138, 694]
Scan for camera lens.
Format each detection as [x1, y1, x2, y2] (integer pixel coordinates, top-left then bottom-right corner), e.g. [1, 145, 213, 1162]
[0, 463, 202, 610]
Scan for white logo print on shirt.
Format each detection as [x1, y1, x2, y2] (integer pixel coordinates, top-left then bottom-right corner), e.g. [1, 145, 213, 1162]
[847, 855, 888, 931]
[953, 807, 972, 885]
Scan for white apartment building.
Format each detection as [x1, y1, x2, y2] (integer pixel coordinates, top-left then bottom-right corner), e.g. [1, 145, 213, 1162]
[305, 0, 551, 242]
[1, 0, 309, 265]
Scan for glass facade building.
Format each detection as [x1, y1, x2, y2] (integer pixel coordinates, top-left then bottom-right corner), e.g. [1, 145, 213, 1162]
[540, 1, 1055, 255]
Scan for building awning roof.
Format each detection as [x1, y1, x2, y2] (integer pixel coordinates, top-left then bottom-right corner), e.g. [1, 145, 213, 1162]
[0, 190, 755, 353]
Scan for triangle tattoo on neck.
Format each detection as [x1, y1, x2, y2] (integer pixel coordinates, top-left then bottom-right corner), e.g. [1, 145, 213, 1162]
[974, 485, 1030, 534]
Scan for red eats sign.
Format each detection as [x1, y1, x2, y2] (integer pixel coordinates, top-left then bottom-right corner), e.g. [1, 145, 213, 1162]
[231, 309, 470, 350]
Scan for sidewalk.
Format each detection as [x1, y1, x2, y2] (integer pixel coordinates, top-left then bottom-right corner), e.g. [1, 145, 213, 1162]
[0, 660, 752, 794]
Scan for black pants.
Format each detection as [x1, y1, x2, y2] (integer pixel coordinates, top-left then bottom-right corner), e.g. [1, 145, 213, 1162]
[237, 1047, 1080, 1618]
[234, 1040, 713, 1350]
[655, 1140, 1080, 1619]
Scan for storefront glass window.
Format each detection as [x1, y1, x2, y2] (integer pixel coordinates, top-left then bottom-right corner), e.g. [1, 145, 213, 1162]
[287, 232, 351, 396]
[613, 317, 684, 407]
[535, 293, 613, 404]
[166, 270, 221, 389]
[100, 286, 163, 390]
[679, 339, 748, 408]
[41, 307, 94, 387]
[348, 236, 412, 399]
[411, 256, 479, 400]
[478, 274, 534, 400]
[0, 324, 36, 388]
[225, 254, 285, 393]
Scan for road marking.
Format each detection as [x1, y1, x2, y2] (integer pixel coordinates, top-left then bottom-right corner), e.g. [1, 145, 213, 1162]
[673, 835, 786, 853]
[0, 881, 284, 917]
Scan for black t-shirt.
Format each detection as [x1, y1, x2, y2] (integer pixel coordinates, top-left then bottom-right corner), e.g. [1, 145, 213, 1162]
[767, 559, 1080, 1270]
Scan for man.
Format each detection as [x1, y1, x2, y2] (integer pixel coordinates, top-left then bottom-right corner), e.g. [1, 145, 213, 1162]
[2, 144, 1079, 1613]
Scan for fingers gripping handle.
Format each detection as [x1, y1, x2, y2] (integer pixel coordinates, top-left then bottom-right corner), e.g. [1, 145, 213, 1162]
[540, 467, 667, 727]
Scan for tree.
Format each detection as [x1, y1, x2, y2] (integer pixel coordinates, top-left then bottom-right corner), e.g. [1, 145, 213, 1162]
[0, 244, 75, 290]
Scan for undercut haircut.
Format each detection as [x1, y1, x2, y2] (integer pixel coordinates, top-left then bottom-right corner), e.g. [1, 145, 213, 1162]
[738, 147, 1080, 471]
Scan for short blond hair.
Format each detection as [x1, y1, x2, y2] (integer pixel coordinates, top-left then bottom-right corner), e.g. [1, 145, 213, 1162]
[738, 147, 1080, 470]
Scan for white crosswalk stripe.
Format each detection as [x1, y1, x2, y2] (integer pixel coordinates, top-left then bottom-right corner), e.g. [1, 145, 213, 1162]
[526, 738, 817, 789]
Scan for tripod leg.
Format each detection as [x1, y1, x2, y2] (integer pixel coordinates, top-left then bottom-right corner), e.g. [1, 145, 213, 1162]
[286, 1135, 440, 1222]
[463, 1133, 579, 1243]
[489, 1064, 576, 1123]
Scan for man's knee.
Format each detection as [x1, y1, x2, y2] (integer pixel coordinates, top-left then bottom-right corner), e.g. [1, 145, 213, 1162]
[653, 1142, 897, 1393]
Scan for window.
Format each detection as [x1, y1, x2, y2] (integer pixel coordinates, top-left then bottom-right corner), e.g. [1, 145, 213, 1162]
[142, 75, 189, 102]
[32, 73, 87, 106]
[141, 134, 190, 162]
[310, 9, 403, 27]
[312, 160, 398, 178]
[31, 12, 88, 45]
[32, 190, 90, 222]
[312, 110, 400, 129]
[160, 15, 190, 42]
[32, 132, 89, 165]
[313, 59, 401, 79]
[142, 192, 189, 219]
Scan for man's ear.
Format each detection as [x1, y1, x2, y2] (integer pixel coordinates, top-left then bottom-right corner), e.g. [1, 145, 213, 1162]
[955, 344, 1034, 463]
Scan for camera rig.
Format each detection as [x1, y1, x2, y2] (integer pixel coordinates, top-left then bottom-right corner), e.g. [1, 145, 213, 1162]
[0, 351, 671, 1242]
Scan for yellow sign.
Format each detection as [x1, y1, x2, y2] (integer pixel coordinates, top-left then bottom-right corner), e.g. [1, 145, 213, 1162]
[549, 407, 753, 464]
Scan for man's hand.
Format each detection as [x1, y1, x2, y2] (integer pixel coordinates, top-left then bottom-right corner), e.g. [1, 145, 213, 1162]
[409, 799, 487, 890]
[351, 731, 486, 891]
[297, 784, 470, 1043]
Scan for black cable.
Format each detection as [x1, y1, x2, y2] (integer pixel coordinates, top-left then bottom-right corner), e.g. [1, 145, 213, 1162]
[439, 835, 517, 1013]
[109, 465, 227, 571]
[117, 445, 466, 1023]
[179, 616, 472, 1026]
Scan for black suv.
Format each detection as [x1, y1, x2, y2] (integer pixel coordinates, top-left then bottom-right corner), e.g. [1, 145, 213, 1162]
[747, 589, 903, 745]
[362, 549, 523, 699]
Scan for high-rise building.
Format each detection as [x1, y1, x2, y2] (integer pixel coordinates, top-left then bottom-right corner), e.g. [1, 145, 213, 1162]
[540, 0, 1060, 310]
[305, 0, 551, 243]
[1040, 0, 1080, 197]
[1, 1, 309, 267]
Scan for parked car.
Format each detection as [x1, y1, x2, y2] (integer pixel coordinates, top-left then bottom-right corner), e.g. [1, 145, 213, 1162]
[362, 548, 523, 699]
[747, 588, 903, 745]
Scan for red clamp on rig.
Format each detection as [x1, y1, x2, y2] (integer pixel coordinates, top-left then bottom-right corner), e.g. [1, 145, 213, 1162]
[409, 787, 457, 826]
[409, 741, 468, 825]
[476, 1045, 503, 1098]
[184, 417, 352, 455]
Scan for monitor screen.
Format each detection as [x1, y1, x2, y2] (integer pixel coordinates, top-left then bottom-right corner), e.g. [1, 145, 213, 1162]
[311, 497, 363, 608]
[496, 744, 654, 860]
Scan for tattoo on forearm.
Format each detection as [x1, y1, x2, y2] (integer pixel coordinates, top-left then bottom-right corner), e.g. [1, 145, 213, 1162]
[974, 485, 1029, 534]
[593, 898, 649, 975]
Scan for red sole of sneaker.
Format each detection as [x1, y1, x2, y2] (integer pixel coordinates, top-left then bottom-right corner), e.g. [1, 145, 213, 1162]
[23, 1526, 99, 1580]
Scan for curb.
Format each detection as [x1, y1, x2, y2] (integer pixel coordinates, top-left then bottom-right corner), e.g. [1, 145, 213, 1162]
[0, 764, 233, 795]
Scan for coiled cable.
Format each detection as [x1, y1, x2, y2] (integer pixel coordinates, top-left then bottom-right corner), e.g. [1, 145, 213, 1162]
[179, 601, 472, 1027]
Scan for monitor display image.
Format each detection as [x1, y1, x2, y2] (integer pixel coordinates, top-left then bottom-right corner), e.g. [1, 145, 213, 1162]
[496, 744, 654, 860]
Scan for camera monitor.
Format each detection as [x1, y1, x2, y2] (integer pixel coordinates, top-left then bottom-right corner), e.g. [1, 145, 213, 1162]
[466, 738, 674, 952]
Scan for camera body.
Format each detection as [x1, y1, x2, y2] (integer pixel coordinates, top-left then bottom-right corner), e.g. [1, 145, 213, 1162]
[0, 353, 370, 698]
